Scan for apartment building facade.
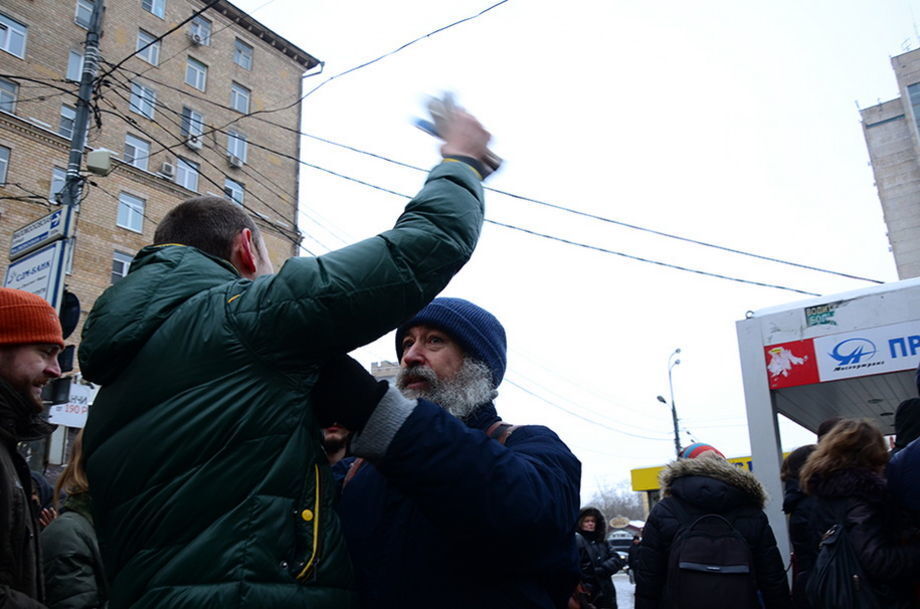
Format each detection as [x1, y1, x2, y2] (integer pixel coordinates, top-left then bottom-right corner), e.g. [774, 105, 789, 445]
[0, 0, 318, 463]
[861, 48, 920, 279]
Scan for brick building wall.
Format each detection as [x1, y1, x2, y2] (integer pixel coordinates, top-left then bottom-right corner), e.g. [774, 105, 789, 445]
[0, 0, 318, 375]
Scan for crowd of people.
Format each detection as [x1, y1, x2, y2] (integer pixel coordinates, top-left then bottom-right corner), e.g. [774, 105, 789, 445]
[0, 103, 918, 609]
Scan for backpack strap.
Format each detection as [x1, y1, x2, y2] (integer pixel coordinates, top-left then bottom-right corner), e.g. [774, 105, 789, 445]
[342, 457, 366, 488]
[485, 420, 518, 445]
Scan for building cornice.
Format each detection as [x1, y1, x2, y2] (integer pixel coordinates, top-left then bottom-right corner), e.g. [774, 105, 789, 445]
[205, 0, 321, 71]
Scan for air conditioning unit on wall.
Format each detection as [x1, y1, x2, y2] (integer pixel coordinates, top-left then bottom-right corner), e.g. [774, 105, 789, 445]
[159, 161, 175, 178]
[228, 154, 243, 168]
[185, 134, 202, 150]
[188, 31, 204, 45]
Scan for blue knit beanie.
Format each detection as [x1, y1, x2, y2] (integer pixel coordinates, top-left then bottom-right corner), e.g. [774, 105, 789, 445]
[395, 298, 507, 387]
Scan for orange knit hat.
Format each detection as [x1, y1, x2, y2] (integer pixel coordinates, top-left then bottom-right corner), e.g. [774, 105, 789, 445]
[0, 288, 64, 348]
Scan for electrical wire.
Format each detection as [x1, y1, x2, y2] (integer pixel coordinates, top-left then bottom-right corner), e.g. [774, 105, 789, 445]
[136, 0, 284, 79]
[93, 58, 880, 287]
[99, 86, 301, 245]
[486, 219, 822, 297]
[291, 130, 882, 285]
[289, 157, 825, 296]
[95, 0, 223, 86]
[214, 0, 511, 125]
[505, 377, 674, 441]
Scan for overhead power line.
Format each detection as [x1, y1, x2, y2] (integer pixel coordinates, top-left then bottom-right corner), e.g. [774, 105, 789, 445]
[506, 378, 673, 441]
[291, 130, 881, 285]
[290, 157, 823, 296]
[485, 219, 822, 297]
[95, 0, 222, 85]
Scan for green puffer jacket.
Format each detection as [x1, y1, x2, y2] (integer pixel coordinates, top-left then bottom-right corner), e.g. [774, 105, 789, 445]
[40, 493, 108, 609]
[79, 161, 484, 609]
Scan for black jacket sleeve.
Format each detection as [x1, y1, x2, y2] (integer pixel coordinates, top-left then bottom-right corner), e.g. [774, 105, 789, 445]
[846, 497, 920, 582]
[747, 511, 792, 609]
[635, 500, 676, 609]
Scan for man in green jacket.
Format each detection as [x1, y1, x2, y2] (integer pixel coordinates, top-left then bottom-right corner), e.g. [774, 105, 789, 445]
[79, 110, 493, 609]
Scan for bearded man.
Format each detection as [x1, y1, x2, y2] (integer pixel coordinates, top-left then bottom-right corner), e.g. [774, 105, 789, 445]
[0, 288, 63, 608]
[312, 298, 581, 609]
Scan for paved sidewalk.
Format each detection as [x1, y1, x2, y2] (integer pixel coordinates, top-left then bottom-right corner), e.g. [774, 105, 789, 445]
[613, 573, 634, 609]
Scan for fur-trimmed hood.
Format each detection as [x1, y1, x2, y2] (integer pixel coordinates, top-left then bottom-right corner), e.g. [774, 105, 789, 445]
[577, 507, 606, 542]
[661, 456, 768, 511]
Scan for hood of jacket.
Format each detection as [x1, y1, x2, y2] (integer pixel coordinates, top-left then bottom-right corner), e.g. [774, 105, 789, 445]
[661, 456, 767, 511]
[577, 507, 607, 542]
[78, 245, 241, 385]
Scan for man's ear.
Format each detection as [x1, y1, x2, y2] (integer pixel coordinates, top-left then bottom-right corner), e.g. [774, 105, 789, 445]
[229, 228, 258, 279]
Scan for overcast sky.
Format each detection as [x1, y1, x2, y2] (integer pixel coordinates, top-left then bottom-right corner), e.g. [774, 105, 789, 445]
[231, 0, 916, 503]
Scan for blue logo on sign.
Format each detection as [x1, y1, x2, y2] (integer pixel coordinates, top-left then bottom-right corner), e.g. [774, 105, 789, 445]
[829, 338, 877, 366]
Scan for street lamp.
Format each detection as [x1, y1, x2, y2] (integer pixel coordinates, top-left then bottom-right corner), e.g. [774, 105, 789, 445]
[656, 348, 682, 458]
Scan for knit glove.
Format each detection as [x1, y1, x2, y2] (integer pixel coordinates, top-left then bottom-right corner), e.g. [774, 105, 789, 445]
[312, 354, 389, 432]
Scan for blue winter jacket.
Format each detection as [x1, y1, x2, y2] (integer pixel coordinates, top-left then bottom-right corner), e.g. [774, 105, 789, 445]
[888, 437, 920, 512]
[337, 391, 581, 609]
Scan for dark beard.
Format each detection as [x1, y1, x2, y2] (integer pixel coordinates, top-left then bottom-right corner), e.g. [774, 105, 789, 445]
[323, 435, 347, 455]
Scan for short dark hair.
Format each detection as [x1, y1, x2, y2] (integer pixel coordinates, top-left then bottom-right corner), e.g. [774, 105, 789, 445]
[780, 444, 816, 482]
[154, 196, 262, 262]
[816, 417, 842, 441]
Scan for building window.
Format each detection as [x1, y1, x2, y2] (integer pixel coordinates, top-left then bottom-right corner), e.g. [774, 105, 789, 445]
[0, 145, 9, 184]
[0, 13, 27, 59]
[136, 30, 159, 65]
[66, 51, 84, 82]
[117, 192, 145, 232]
[224, 178, 244, 206]
[129, 81, 156, 119]
[75, 0, 94, 28]
[49, 167, 67, 203]
[234, 39, 253, 70]
[230, 82, 250, 113]
[141, 0, 165, 19]
[226, 132, 247, 164]
[189, 16, 210, 45]
[175, 157, 199, 191]
[124, 133, 150, 170]
[111, 251, 133, 284]
[59, 105, 76, 139]
[0, 78, 17, 113]
[180, 106, 204, 138]
[185, 57, 207, 91]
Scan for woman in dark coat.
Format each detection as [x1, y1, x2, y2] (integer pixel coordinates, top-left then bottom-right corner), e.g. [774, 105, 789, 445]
[635, 444, 791, 609]
[40, 431, 108, 609]
[781, 444, 818, 609]
[576, 507, 623, 609]
[800, 418, 920, 609]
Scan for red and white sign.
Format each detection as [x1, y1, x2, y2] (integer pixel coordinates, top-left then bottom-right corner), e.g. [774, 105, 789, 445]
[764, 340, 819, 389]
[764, 320, 920, 389]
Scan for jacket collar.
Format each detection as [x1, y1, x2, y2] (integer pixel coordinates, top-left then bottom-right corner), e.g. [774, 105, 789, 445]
[0, 378, 55, 444]
[464, 401, 500, 430]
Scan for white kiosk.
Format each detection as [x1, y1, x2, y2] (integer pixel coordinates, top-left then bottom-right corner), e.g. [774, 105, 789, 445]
[736, 277, 920, 563]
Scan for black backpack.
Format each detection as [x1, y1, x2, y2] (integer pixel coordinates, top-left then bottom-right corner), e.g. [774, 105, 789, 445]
[665, 502, 759, 609]
[805, 523, 881, 609]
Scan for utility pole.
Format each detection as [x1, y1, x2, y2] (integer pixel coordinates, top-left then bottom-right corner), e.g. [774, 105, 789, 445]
[657, 348, 682, 459]
[55, 0, 105, 311]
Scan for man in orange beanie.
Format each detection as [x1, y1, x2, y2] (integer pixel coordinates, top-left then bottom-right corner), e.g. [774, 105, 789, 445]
[0, 287, 63, 607]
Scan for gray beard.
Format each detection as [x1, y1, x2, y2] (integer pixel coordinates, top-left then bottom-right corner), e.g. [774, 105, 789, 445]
[396, 358, 497, 420]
